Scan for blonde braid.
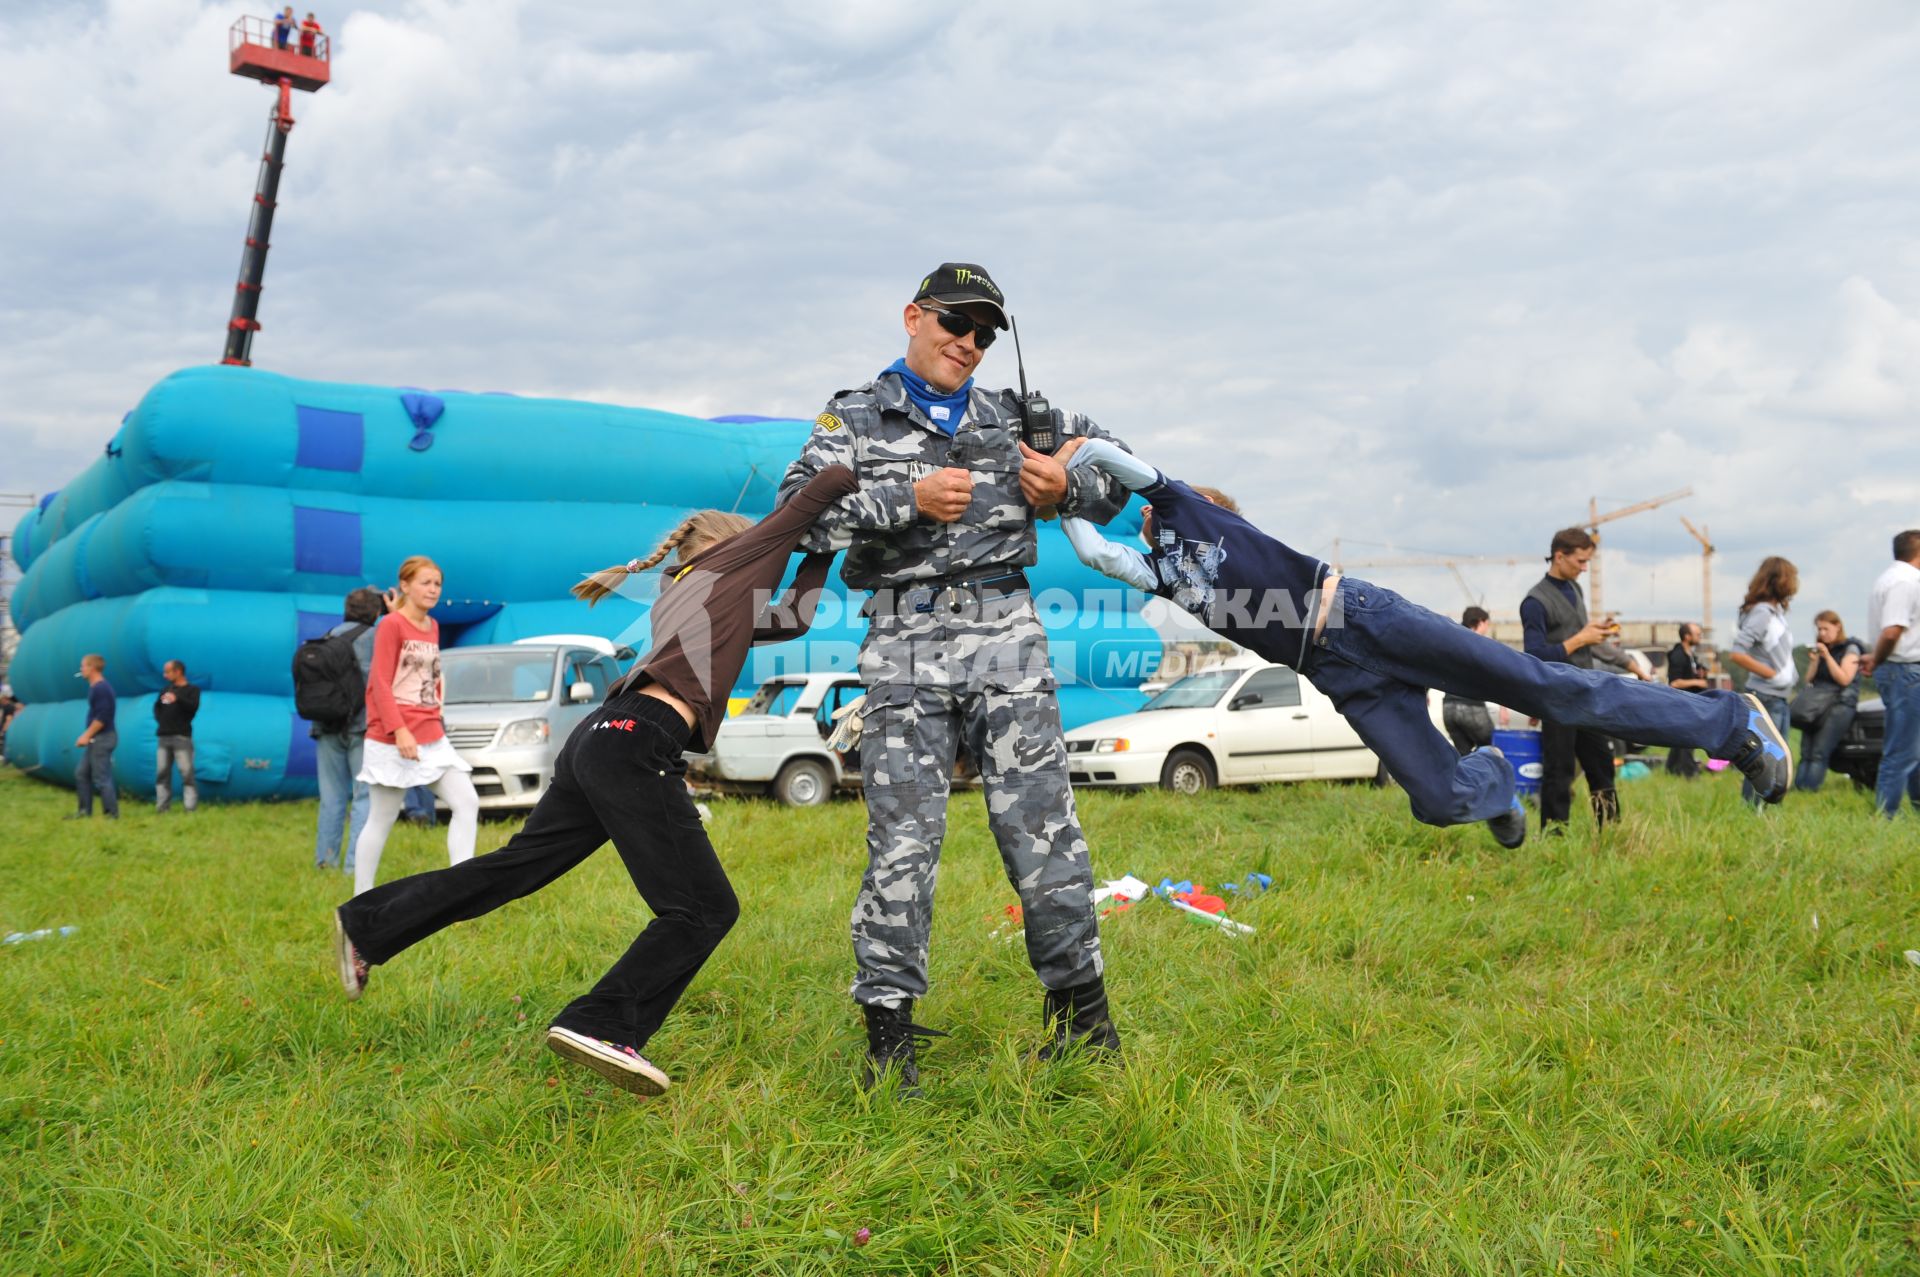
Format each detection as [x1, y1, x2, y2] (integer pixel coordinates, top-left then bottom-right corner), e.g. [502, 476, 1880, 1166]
[571, 517, 696, 606]
[571, 512, 750, 606]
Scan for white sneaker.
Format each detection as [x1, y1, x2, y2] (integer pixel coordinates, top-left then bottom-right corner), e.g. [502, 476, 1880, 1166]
[332, 910, 368, 1001]
[545, 1025, 670, 1097]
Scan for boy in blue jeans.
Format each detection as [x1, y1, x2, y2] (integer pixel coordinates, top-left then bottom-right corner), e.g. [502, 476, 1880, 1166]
[1059, 441, 1791, 846]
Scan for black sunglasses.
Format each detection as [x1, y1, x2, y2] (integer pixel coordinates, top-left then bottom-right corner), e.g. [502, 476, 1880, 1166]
[918, 304, 998, 349]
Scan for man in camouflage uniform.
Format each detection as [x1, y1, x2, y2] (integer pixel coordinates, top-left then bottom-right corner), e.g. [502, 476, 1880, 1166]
[779, 263, 1134, 1091]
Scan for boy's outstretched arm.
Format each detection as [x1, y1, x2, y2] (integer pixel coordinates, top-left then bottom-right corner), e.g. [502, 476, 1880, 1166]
[1059, 441, 1161, 591]
[1062, 515, 1157, 592]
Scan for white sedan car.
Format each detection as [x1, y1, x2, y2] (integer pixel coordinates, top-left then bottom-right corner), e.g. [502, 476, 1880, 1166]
[1064, 662, 1441, 794]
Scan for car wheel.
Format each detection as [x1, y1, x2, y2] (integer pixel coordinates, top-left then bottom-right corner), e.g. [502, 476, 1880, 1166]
[1372, 760, 1396, 789]
[773, 758, 833, 808]
[1160, 748, 1216, 795]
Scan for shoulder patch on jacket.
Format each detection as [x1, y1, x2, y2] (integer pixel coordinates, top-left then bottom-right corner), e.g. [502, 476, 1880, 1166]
[815, 412, 843, 433]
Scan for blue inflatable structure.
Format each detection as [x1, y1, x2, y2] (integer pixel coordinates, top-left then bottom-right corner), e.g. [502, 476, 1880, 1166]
[5, 367, 1157, 801]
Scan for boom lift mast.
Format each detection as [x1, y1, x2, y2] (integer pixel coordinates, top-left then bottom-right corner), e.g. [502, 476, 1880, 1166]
[221, 17, 331, 367]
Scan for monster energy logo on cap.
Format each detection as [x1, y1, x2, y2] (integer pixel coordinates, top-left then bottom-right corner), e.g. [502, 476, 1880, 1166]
[913, 261, 1009, 330]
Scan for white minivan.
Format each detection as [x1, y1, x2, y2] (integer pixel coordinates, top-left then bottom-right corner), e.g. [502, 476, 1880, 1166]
[687, 672, 867, 806]
[1063, 660, 1441, 794]
[438, 636, 629, 810]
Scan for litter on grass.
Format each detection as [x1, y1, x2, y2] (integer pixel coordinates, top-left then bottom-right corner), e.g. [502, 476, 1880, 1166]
[3, 926, 76, 945]
[1168, 898, 1256, 936]
[998, 871, 1267, 940]
[996, 870, 1268, 939]
[1091, 875, 1151, 905]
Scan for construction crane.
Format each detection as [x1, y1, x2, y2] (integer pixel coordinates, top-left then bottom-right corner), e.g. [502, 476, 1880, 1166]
[1329, 540, 1530, 608]
[221, 16, 331, 367]
[1680, 516, 1715, 642]
[1584, 488, 1691, 617]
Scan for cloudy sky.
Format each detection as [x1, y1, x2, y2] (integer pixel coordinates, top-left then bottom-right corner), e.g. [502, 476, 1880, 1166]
[4, 0, 1917, 640]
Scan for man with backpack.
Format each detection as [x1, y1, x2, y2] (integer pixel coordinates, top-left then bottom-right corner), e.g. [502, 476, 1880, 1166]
[299, 588, 385, 871]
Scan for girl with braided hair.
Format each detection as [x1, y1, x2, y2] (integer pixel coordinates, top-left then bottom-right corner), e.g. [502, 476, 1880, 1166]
[332, 465, 857, 1097]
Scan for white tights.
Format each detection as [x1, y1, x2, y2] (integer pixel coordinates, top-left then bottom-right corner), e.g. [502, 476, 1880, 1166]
[352, 773, 480, 896]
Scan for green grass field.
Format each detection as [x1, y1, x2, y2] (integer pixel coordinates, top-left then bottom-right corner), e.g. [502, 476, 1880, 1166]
[3, 763, 1918, 1274]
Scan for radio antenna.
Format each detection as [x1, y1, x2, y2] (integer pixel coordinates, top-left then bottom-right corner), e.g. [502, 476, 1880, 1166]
[1012, 315, 1031, 399]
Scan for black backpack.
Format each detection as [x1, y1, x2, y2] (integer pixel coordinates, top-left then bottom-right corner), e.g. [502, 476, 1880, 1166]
[292, 623, 370, 730]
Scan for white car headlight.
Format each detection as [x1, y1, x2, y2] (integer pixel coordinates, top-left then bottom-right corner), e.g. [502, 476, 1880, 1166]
[1094, 737, 1130, 753]
[499, 718, 550, 747]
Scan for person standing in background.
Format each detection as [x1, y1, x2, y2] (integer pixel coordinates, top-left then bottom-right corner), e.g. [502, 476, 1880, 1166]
[312, 587, 384, 871]
[1728, 556, 1798, 806]
[1664, 623, 1709, 777]
[1793, 610, 1864, 792]
[70, 654, 118, 820]
[1863, 530, 1920, 817]
[1520, 528, 1621, 834]
[350, 556, 479, 895]
[152, 660, 201, 813]
[0, 683, 21, 751]
[1442, 606, 1496, 755]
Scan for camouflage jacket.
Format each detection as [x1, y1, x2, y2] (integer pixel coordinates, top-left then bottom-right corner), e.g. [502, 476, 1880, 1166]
[777, 371, 1133, 591]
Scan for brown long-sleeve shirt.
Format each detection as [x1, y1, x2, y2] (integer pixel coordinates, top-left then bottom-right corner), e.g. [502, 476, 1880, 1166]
[614, 465, 857, 752]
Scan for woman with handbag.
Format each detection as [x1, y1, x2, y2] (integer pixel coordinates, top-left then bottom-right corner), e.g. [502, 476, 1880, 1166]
[1792, 610, 1864, 791]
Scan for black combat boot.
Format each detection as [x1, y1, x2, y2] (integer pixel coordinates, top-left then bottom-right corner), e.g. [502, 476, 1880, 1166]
[860, 1001, 946, 1096]
[1037, 977, 1123, 1061]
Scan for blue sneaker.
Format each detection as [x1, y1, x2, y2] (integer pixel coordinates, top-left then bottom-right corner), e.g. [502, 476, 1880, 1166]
[1487, 795, 1528, 849]
[1474, 747, 1527, 848]
[1728, 694, 1791, 804]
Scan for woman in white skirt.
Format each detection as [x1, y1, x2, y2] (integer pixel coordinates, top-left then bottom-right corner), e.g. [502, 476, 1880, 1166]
[351, 555, 479, 894]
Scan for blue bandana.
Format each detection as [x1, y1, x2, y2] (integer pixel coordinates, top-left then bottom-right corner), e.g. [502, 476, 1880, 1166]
[883, 359, 971, 437]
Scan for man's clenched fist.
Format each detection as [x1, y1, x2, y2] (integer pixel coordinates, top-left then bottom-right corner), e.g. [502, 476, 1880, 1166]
[915, 467, 974, 523]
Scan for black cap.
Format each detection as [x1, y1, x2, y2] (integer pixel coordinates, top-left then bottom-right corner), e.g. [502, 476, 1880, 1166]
[912, 263, 1009, 330]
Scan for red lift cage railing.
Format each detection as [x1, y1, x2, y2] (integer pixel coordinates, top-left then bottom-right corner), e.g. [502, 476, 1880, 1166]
[221, 16, 331, 367]
[229, 15, 331, 90]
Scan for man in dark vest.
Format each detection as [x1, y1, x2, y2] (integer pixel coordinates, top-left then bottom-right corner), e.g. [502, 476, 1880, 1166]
[1520, 528, 1620, 833]
[1664, 623, 1710, 776]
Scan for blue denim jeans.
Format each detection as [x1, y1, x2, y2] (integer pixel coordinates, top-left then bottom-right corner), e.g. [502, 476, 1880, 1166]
[155, 734, 197, 811]
[1873, 662, 1920, 816]
[76, 731, 119, 817]
[1793, 698, 1857, 792]
[315, 731, 369, 869]
[1303, 579, 1749, 827]
[404, 784, 437, 824]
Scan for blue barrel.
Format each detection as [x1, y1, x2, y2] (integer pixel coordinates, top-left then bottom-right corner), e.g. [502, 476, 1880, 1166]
[1494, 727, 1544, 796]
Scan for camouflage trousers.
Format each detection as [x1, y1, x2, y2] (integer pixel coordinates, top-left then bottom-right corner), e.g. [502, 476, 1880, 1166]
[850, 593, 1103, 1007]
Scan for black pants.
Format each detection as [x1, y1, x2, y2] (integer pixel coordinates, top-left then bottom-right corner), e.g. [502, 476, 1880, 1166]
[1666, 745, 1700, 777]
[1539, 719, 1618, 827]
[337, 693, 737, 1052]
[1442, 698, 1493, 757]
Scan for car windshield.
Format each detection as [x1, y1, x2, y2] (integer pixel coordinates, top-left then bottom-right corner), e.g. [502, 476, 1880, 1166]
[1140, 669, 1241, 711]
[742, 681, 805, 717]
[441, 650, 555, 705]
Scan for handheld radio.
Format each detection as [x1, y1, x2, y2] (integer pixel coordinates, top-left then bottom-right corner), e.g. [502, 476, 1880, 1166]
[1011, 316, 1057, 454]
